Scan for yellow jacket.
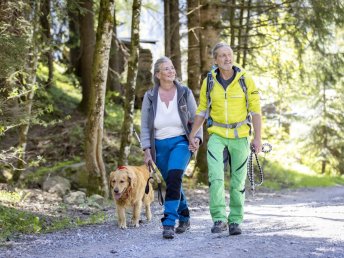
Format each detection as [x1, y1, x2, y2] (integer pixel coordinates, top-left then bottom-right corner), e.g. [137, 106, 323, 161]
[196, 65, 261, 138]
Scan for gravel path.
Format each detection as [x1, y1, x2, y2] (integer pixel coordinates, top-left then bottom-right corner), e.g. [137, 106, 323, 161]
[1, 186, 343, 258]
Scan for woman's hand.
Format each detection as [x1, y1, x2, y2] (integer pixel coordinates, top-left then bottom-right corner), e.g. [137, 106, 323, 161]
[189, 136, 200, 152]
[144, 148, 153, 166]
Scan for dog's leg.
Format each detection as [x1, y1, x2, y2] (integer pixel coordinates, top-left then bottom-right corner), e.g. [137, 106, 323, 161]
[131, 200, 142, 227]
[144, 185, 154, 222]
[117, 206, 127, 229]
[145, 202, 152, 222]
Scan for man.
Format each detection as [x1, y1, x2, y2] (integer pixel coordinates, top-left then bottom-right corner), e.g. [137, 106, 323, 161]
[189, 42, 262, 235]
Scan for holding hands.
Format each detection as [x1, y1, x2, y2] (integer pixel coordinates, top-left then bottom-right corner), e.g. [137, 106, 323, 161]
[188, 135, 200, 153]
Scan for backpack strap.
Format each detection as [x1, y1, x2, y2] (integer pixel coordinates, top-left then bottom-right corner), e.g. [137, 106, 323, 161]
[238, 75, 252, 136]
[205, 72, 214, 126]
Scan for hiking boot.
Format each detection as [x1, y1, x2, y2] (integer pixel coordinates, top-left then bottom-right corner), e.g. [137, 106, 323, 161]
[175, 221, 190, 234]
[229, 223, 242, 235]
[162, 226, 175, 239]
[211, 221, 228, 233]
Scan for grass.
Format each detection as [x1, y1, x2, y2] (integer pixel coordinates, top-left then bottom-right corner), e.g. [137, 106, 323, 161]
[0, 204, 109, 243]
[22, 157, 81, 187]
[250, 159, 344, 190]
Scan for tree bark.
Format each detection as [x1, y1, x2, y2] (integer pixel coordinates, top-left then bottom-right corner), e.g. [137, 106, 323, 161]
[67, 0, 80, 75]
[200, 0, 221, 77]
[85, 0, 115, 198]
[164, 0, 171, 57]
[78, 0, 96, 114]
[14, 1, 40, 180]
[196, 0, 222, 184]
[107, 4, 125, 93]
[40, 0, 54, 88]
[187, 0, 201, 100]
[164, 0, 182, 79]
[236, 0, 244, 63]
[242, 0, 252, 67]
[229, 0, 236, 48]
[169, 0, 182, 79]
[118, 0, 142, 165]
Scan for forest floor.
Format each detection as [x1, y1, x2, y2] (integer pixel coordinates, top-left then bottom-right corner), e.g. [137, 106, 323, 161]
[1, 185, 343, 258]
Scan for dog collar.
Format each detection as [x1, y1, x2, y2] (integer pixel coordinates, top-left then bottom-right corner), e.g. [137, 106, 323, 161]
[117, 166, 126, 170]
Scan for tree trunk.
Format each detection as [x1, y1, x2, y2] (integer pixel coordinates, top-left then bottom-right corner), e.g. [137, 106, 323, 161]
[229, 0, 236, 48]
[321, 82, 327, 174]
[196, 0, 222, 184]
[187, 0, 201, 99]
[40, 0, 54, 88]
[164, 0, 171, 57]
[85, 0, 115, 198]
[14, 1, 40, 181]
[200, 0, 221, 77]
[242, 0, 252, 67]
[164, 0, 182, 79]
[107, 4, 124, 93]
[236, 0, 244, 63]
[67, 0, 80, 75]
[118, 0, 142, 165]
[170, 0, 182, 79]
[78, 0, 96, 114]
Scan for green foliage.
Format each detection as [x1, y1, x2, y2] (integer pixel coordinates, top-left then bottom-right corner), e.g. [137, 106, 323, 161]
[0, 205, 43, 241]
[36, 63, 81, 115]
[0, 204, 109, 242]
[22, 158, 80, 187]
[261, 160, 344, 190]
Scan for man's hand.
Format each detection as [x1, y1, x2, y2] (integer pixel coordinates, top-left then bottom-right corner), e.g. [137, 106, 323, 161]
[251, 137, 262, 154]
[189, 135, 200, 152]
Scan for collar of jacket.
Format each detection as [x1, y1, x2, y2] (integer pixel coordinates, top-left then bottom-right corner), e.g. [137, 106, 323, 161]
[146, 81, 186, 103]
[211, 64, 246, 84]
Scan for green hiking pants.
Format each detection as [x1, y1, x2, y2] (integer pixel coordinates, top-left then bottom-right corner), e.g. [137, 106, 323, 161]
[207, 134, 249, 224]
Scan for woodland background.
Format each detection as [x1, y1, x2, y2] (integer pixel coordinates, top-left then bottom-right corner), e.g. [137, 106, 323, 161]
[0, 0, 343, 203]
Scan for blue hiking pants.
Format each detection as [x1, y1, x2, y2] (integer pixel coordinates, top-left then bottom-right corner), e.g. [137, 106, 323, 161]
[155, 135, 191, 226]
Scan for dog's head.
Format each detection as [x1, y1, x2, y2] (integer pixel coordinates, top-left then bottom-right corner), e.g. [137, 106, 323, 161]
[109, 166, 137, 200]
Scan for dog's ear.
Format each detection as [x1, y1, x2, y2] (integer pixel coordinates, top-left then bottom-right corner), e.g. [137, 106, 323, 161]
[126, 169, 137, 188]
[109, 171, 115, 189]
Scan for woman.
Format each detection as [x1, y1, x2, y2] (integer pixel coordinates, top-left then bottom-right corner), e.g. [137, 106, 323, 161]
[140, 57, 202, 239]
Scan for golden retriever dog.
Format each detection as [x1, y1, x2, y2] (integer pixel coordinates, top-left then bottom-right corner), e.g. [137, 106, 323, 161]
[109, 165, 154, 229]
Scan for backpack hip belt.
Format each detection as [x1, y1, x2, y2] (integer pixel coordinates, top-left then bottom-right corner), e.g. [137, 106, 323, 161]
[211, 118, 251, 129]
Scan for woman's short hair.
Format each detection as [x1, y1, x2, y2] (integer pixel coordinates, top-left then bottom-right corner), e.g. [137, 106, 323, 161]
[212, 42, 232, 59]
[153, 56, 175, 85]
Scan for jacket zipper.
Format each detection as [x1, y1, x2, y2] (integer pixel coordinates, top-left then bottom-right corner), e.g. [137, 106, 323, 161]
[225, 91, 228, 138]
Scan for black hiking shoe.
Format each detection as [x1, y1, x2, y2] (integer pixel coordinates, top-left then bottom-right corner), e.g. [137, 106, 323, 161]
[175, 221, 190, 234]
[211, 221, 228, 233]
[229, 223, 242, 235]
[162, 226, 175, 239]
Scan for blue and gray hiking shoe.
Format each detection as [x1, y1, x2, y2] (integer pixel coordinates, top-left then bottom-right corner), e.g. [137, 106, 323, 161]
[175, 221, 190, 234]
[162, 226, 175, 239]
[211, 221, 228, 233]
[229, 223, 242, 235]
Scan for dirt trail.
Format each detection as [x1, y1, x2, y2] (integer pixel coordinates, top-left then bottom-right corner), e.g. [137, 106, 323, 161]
[1, 186, 343, 258]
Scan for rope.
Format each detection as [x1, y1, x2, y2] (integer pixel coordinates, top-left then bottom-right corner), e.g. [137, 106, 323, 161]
[247, 143, 272, 195]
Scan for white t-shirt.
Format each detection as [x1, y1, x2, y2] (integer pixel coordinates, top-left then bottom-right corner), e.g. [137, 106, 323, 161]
[154, 92, 185, 140]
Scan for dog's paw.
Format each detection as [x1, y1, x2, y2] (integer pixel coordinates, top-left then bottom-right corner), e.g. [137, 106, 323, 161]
[119, 224, 127, 229]
[130, 221, 140, 228]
